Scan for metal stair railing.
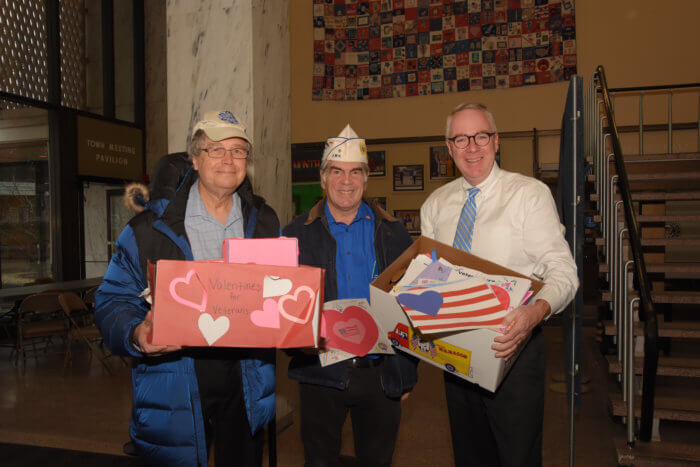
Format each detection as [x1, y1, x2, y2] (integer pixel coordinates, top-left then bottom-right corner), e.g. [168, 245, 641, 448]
[607, 82, 700, 155]
[586, 65, 659, 444]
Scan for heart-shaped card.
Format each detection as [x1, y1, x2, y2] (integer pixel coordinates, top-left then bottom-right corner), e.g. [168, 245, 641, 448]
[320, 300, 382, 357]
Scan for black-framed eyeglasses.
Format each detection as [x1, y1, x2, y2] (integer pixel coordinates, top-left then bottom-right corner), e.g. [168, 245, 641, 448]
[447, 132, 495, 149]
[201, 146, 249, 159]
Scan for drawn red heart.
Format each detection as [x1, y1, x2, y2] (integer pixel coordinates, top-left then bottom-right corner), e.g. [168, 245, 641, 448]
[491, 285, 510, 309]
[321, 305, 378, 357]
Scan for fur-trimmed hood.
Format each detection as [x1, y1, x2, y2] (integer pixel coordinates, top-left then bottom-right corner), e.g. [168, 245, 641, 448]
[123, 152, 192, 213]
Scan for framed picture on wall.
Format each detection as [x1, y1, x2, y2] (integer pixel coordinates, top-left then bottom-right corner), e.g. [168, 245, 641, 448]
[291, 145, 323, 183]
[429, 145, 455, 179]
[368, 150, 386, 176]
[393, 165, 424, 191]
[394, 209, 421, 235]
[366, 196, 387, 210]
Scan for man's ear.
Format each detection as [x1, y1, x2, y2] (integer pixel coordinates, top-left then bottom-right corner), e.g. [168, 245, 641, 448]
[191, 155, 200, 171]
[446, 140, 455, 159]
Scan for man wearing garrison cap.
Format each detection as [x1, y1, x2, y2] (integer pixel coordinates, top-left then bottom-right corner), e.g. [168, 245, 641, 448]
[283, 125, 418, 466]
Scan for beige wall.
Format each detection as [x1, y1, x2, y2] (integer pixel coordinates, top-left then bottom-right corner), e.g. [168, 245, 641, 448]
[290, 0, 700, 145]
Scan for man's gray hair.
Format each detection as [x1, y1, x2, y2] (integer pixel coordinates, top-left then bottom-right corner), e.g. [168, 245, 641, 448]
[445, 102, 498, 138]
[320, 159, 370, 183]
[186, 129, 253, 160]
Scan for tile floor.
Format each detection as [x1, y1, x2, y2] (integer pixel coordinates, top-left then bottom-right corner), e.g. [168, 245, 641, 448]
[0, 325, 624, 466]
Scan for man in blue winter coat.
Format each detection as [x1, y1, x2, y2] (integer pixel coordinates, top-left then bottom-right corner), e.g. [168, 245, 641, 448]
[95, 110, 279, 467]
[283, 124, 418, 467]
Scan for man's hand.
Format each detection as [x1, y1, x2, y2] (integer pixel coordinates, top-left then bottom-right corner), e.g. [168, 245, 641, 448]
[491, 299, 550, 361]
[400, 391, 411, 402]
[133, 310, 182, 356]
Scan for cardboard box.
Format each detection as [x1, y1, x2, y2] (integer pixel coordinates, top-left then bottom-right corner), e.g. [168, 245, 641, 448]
[370, 236, 543, 392]
[151, 260, 323, 348]
[223, 237, 299, 267]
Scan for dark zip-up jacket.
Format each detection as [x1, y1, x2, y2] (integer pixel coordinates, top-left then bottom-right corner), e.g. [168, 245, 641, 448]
[95, 160, 279, 467]
[283, 199, 418, 398]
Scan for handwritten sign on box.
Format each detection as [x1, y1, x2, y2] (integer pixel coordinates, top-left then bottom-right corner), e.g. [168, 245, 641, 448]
[151, 260, 323, 348]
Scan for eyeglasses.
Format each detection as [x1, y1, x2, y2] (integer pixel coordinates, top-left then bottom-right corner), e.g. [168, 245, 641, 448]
[447, 132, 495, 149]
[201, 146, 249, 159]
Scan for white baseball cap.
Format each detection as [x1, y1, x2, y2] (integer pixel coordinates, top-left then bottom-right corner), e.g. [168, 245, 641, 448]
[192, 110, 252, 145]
[322, 124, 367, 164]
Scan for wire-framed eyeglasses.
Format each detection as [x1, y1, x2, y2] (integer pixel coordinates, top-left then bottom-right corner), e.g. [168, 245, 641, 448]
[201, 146, 249, 159]
[447, 132, 495, 149]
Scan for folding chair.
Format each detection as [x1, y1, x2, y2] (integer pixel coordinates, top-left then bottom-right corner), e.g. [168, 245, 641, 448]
[16, 293, 68, 369]
[59, 292, 116, 374]
[83, 286, 99, 309]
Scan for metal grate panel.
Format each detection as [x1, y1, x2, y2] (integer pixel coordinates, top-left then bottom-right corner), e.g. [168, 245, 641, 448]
[59, 0, 85, 108]
[0, 0, 49, 103]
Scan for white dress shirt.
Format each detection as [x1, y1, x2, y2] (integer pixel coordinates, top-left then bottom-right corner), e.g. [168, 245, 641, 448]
[421, 163, 578, 316]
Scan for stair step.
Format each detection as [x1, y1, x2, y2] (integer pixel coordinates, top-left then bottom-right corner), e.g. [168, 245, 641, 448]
[599, 262, 700, 274]
[609, 392, 700, 422]
[620, 152, 700, 162]
[601, 291, 700, 304]
[595, 237, 700, 247]
[606, 355, 700, 377]
[593, 214, 700, 223]
[603, 320, 700, 339]
[590, 191, 700, 201]
[588, 171, 700, 183]
[615, 437, 700, 466]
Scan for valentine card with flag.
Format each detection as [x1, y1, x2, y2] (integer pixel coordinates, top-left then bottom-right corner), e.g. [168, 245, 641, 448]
[318, 299, 394, 367]
[395, 278, 507, 333]
[151, 259, 323, 348]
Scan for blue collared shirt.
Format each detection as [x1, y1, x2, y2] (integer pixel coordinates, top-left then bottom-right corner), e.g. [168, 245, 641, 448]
[325, 201, 376, 301]
[184, 180, 244, 260]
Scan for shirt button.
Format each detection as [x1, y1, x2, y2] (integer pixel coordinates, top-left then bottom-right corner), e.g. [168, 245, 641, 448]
[347, 251, 351, 255]
[345, 228, 349, 232]
[348, 275, 352, 280]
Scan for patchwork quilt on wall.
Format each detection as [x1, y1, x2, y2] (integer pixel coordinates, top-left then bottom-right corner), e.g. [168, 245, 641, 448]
[312, 0, 577, 101]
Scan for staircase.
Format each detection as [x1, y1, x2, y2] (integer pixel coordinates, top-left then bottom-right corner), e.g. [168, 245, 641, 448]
[586, 67, 700, 465]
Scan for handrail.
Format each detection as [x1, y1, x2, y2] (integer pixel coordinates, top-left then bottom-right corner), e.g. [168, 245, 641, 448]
[595, 65, 659, 442]
[608, 82, 700, 93]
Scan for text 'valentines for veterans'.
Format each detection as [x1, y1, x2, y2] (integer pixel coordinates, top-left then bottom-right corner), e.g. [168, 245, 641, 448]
[151, 260, 323, 348]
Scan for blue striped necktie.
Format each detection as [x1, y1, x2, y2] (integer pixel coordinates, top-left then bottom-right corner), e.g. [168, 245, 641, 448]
[453, 187, 480, 252]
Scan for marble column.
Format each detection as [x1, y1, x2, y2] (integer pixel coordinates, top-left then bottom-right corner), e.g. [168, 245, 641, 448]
[165, 0, 293, 430]
[166, 0, 291, 224]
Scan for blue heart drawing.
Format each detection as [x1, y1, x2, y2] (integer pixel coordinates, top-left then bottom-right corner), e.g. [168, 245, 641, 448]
[397, 290, 443, 317]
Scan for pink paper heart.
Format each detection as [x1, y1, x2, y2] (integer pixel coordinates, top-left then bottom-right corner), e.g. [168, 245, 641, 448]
[278, 286, 315, 324]
[250, 298, 281, 329]
[169, 270, 207, 311]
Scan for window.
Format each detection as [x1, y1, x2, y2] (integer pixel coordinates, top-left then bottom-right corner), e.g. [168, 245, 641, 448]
[0, 102, 52, 287]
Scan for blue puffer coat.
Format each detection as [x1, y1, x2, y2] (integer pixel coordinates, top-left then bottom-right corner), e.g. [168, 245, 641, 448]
[95, 158, 278, 466]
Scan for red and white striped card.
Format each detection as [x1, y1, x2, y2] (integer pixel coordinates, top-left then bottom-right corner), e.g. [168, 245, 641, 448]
[396, 277, 508, 334]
